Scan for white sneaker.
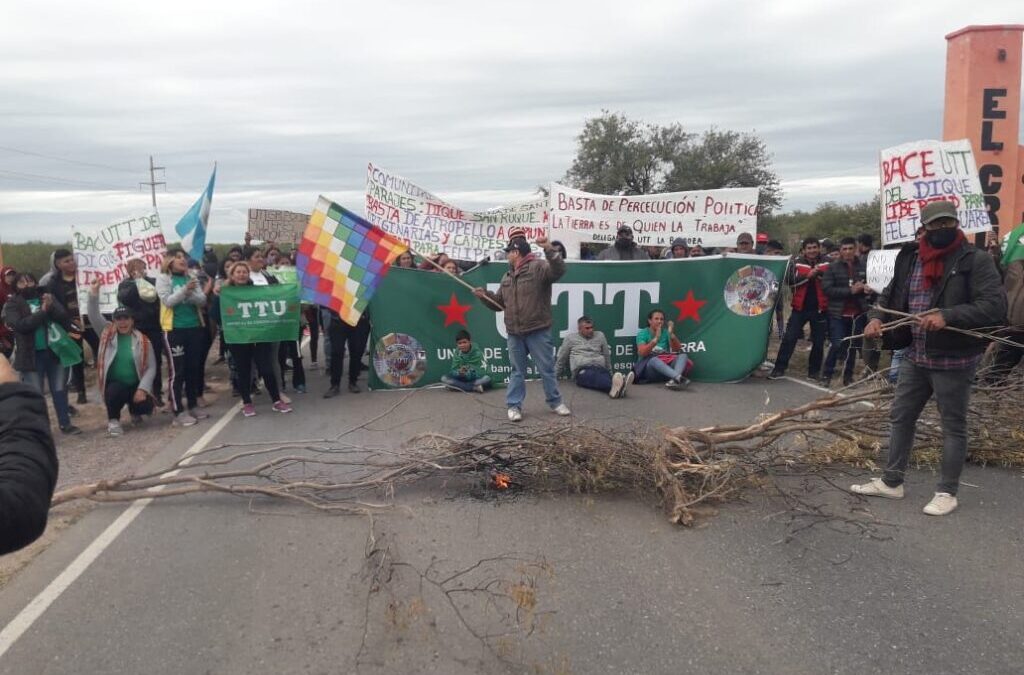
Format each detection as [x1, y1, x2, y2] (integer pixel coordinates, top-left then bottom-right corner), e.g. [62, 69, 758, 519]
[608, 372, 625, 399]
[552, 403, 571, 416]
[850, 477, 904, 499]
[107, 420, 123, 437]
[173, 413, 198, 427]
[923, 492, 958, 516]
[665, 379, 680, 390]
[507, 407, 523, 422]
[622, 371, 635, 397]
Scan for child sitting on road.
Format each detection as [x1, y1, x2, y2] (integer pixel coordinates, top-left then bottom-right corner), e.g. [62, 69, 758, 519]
[440, 330, 492, 393]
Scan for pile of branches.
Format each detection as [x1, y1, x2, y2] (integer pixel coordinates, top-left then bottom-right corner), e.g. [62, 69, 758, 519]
[51, 368, 1024, 527]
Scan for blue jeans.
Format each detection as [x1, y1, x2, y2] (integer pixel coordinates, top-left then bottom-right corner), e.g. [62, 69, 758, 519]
[440, 374, 492, 392]
[889, 349, 906, 384]
[575, 366, 613, 393]
[822, 315, 856, 380]
[506, 328, 562, 409]
[643, 354, 689, 382]
[21, 349, 71, 428]
[772, 308, 827, 376]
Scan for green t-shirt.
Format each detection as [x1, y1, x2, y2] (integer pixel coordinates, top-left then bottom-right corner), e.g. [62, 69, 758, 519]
[108, 333, 140, 387]
[170, 276, 201, 329]
[26, 298, 47, 350]
[636, 327, 671, 355]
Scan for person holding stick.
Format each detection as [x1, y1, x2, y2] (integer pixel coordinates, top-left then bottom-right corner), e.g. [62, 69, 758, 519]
[853, 201, 1006, 516]
[472, 228, 570, 421]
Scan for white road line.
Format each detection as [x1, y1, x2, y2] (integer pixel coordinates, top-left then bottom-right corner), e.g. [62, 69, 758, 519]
[782, 375, 877, 408]
[0, 405, 240, 659]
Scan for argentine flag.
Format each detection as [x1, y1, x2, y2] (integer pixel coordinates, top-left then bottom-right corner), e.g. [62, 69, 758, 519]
[175, 165, 216, 261]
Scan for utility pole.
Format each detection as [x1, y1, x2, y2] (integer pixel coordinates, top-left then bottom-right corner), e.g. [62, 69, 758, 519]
[139, 155, 166, 208]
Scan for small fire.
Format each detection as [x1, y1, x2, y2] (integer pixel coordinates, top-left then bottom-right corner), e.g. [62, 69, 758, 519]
[492, 472, 511, 490]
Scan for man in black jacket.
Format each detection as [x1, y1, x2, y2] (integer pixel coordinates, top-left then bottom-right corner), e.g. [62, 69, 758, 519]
[820, 237, 868, 387]
[0, 353, 59, 555]
[853, 201, 1006, 516]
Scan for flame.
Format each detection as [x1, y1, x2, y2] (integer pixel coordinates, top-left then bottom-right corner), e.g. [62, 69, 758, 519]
[492, 472, 511, 490]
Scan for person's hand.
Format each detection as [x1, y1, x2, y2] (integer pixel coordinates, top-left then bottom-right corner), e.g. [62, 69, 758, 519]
[90, 278, 102, 295]
[40, 293, 53, 311]
[203, 278, 214, 293]
[667, 320, 675, 335]
[863, 318, 884, 339]
[918, 312, 947, 332]
[653, 324, 662, 339]
[244, 231, 252, 244]
[851, 281, 865, 294]
[535, 235, 550, 249]
[185, 278, 198, 291]
[132, 389, 149, 404]
[0, 353, 16, 385]
[472, 287, 488, 299]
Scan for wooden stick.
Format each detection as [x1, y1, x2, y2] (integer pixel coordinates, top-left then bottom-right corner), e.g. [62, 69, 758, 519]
[845, 306, 1024, 348]
[409, 247, 505, 311]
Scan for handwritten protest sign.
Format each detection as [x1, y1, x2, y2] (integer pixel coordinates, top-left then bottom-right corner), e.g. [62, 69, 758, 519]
[866, 249, 899, 293]
[72, 213, 166, 313]
[548, 183, 759, 257]
[247, 209, 309, 245]
[879, 139, 991, 245]
[364, 163, 548, 261]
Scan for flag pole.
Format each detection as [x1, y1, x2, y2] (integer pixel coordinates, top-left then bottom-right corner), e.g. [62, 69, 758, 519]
[408, 247, 505, 311]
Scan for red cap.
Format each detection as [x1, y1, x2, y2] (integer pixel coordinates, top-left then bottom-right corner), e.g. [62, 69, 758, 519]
[756, 233, 769, 244]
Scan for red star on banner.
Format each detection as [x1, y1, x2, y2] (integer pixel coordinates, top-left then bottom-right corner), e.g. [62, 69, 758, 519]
[437, 293, 472, 327]
[672, 290, 707, 323]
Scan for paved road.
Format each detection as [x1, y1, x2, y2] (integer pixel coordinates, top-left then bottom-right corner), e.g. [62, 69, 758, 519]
[0, 375, 1022, 674]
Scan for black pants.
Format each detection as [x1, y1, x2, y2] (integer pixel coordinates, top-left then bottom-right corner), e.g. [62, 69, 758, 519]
[229, 342, 280, 404]
[167, 326, 206, 414]
[278, 340, 306, 389]
[328, 315, 370, 387]
[773, 308, 827, 377]
[104, 380, 155, 421]
[304, 306, 320, 363]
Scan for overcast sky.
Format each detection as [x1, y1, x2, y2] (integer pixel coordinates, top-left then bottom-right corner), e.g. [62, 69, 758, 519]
[1, 0, 1022, 243]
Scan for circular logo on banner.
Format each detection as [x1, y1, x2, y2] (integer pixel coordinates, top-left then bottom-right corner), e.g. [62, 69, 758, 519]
[723, 265, 779, 317]
[373, 333, 428, 387]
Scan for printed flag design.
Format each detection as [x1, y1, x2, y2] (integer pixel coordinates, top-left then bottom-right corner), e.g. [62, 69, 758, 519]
[296, 196, 408, 325]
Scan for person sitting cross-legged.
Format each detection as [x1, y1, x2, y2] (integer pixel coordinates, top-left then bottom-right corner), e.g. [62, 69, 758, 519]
[555, 315, 634, 398]
[440, 330, 493, 393]
[87, 280, 156, 437]
[634, 309, 692, 390]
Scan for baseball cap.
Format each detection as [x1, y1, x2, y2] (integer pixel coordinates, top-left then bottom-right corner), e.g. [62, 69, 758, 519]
[112, 306, 133, 320]
[920, 200, 958, 225]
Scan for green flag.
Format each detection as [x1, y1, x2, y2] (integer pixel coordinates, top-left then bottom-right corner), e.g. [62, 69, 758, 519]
[367, 256, 788, 389]
[46, 322, 83, 368]
[220, 283, 301, 344]
[1002, 223, 1024, 267]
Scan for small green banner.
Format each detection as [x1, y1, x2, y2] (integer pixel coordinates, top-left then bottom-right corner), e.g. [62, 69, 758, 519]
[46, 322, 83, 368]
[220, 283, 301, 344]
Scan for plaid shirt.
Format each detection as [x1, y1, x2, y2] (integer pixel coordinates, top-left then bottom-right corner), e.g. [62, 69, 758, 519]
[905, 257, 982, 370]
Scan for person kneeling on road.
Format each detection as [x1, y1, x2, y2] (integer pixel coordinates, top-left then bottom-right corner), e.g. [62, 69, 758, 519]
[440, 330, 493, 393]
[87, 280, 156, 437]
[634, 309, 692, 389]
[555, 315, 633, 398]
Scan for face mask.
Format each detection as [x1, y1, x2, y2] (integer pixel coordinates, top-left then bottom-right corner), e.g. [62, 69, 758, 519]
[20, 286, 39, 300]
[925, 228, 958, 248]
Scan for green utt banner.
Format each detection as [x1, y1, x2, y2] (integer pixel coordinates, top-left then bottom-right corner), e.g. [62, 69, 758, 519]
[220, 283, 301, 344]
[367, 256, 787, 389]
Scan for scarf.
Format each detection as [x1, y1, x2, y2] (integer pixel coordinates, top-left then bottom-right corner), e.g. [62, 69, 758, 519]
[918, 229, 965, 289]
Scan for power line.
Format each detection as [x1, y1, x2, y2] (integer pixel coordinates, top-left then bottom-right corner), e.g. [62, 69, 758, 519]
[0, 168, 129, 191]
[0, 144, 139, 174]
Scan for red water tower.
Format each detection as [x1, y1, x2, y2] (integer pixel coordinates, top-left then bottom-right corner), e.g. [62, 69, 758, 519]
[943, 24, 1024, 235]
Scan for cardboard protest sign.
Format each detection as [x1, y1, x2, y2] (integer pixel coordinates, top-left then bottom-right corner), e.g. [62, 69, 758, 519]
[219, 283, 301, 344]
[548, 183, 759, 257]
[72, 213, 166, 313]
[364, 163, 548, 261]
[368, 254, 787, 389]
[247, 209, 309, 245]
[866, 249, 900, 293]
[879, 139, 991, 245]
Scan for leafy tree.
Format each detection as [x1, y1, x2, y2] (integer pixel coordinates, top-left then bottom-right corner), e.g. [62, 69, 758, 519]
[762, 197, 881, 249]
[563, 111, 782, 215]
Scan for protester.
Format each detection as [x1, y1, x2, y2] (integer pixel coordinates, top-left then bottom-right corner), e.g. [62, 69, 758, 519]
[2, 273, 80, 434]
[853, 201, 1006, 516]
[87, 280, 156, 436]
[0, 353, 59, 555]
[394, 251, 416, 269]
[157, 250, 209, 427]
[221, 261, 292, 416]
[188, 258, 216, 404]
[634, 309, 692, 389]
[597, 226, 650, 260]
[689, 244, 706, 258]
[442, 260, 461, 276]
[820, 237, 868, 387]
[44, 248, 96, 405]
[202, 245, 220, 281]
[663, 238, 689, 259]
[987, 247, 1023, 382]
[764, 240, 784, 256]
[117, 259, 165, 407]
[854, 232, 882, 374]
[764, 240, 787, 340]
[323, 312, 371, 398]
[755, 232, 770, 254]
[734, 232, 755, 254]
[440, 329, 492, 393]
[768, 237, 829, 380]
[550, 241, 569, 260]
[0, 266, 16, 358]
[419, 253, 451, 272]
[555, 316, 633, 398]
[473, 229, 570, 421]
